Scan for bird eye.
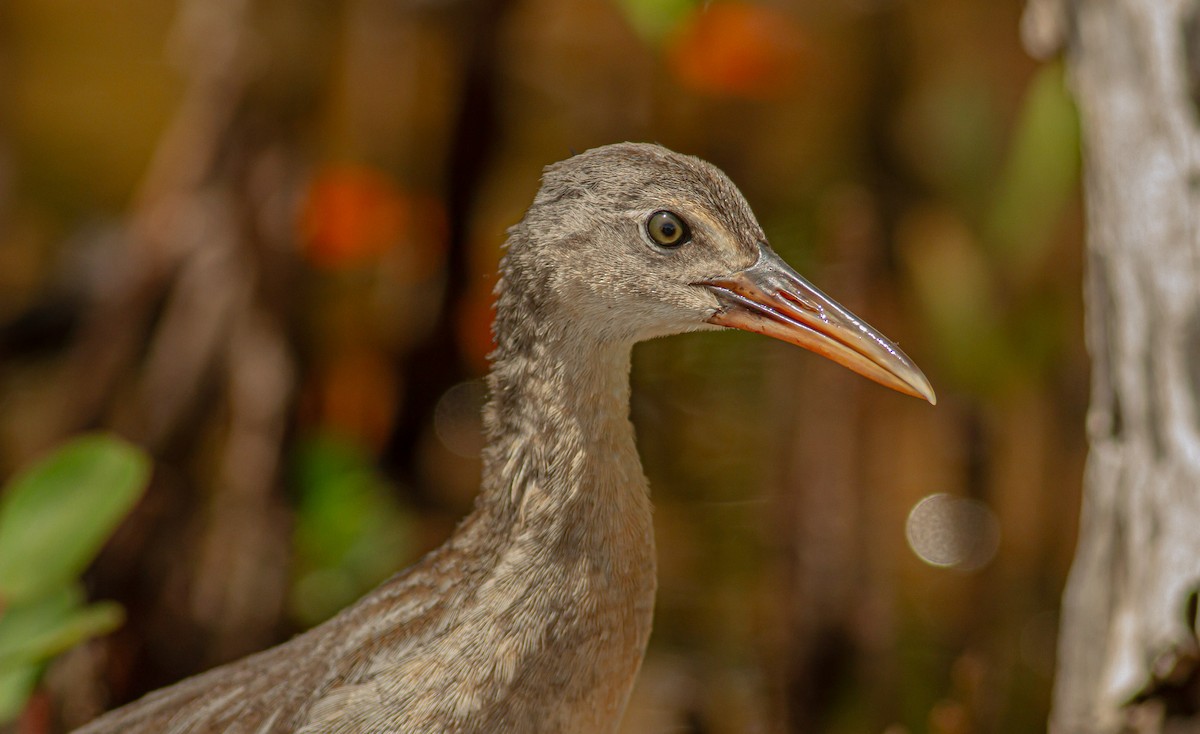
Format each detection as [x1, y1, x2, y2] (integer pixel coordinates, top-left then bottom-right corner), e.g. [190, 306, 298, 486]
[646, 211, 691, 248]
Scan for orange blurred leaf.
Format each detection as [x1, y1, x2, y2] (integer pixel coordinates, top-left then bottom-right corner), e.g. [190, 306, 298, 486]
[300, 165, 408, 270]
[667, 2, 805, 99]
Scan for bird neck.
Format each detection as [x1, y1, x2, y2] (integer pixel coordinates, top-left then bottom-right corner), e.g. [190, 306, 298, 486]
[420, 261, 657, 729]
[479, 318, 652, 553]
[475, 327, 657, 725]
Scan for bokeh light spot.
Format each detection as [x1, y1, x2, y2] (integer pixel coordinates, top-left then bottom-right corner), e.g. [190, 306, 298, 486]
[434, 380, 486, 459]
[905, 493, 1001, 571]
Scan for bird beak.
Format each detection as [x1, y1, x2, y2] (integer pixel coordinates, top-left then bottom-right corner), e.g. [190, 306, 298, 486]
[698, 244, 936, 404]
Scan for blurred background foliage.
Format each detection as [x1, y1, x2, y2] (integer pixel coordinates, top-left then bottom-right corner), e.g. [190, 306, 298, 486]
[0, 435, 149, 725]
[0, 0, 1084, 732]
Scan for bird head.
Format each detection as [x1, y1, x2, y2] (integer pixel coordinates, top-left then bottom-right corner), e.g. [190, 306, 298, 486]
[501, 142, 935, 404]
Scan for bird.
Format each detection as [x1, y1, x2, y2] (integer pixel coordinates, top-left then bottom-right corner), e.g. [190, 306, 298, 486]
[76, 142, 934, 734]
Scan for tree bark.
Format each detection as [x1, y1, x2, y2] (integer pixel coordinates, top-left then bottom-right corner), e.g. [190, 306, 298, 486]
[1023, 0, 1200, 731]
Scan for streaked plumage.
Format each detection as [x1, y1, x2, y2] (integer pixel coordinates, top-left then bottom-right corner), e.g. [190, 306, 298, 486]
[77, 143, 932, 734]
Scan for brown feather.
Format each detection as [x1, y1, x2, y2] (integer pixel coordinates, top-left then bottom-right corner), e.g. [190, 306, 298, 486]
[76, 143, 767, 734]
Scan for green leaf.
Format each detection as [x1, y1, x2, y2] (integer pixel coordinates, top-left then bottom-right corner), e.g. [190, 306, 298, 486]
[0, 587, 123, 669]
[903, 209, 1013, 394]
[985, 61, 1080, 276]
[0, 434, 151, 604]
[0, 587, 81, 725]
[0, 663, 38, 724]
[0, 586, 125, 724]
[0, 587, 79, 664]
[614, 0, 695, 43]
[290, 434, 412, 625]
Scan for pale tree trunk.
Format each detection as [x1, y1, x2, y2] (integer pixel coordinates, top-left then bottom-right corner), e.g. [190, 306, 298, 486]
[1023, 0, 1200, 731]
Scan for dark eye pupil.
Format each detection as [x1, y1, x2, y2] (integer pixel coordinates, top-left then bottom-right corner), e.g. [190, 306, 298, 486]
[647, 211, 689, 247]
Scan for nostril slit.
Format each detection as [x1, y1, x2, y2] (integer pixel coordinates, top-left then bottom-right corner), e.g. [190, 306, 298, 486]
[778, 289, 820, 314]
